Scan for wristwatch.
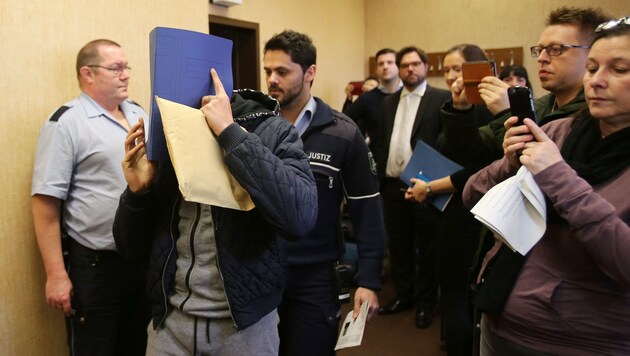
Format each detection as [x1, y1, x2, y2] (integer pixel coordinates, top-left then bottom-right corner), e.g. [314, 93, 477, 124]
[424, 182, 432, 196]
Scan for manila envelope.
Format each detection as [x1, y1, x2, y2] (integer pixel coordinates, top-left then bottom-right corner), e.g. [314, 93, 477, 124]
[155, 96, 254, 211]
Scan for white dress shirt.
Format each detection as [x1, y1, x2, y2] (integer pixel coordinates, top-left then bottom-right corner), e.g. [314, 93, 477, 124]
[385, 81, 427, 178]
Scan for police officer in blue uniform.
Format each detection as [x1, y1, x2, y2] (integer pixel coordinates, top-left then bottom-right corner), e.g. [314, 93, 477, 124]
[263, 30, 386, 356]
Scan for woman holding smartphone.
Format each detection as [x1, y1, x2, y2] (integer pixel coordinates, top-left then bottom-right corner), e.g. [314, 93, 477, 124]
[464, 18, 630, 355]
[405, 43, 496, 356]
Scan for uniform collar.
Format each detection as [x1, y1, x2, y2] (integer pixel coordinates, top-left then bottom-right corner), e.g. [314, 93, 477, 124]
[294, 96, 317, 136]
[79, 92, 142, 121]
[78, 92, 141, 129]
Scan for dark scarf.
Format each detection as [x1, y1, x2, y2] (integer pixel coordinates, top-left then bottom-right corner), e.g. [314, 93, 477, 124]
[548, 110, 630, 223]
[561, 110, 630, 184]
[474, 110, 630, 314]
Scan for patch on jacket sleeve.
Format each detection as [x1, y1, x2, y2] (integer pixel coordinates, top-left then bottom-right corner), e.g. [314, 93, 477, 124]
[368, 151, 377, 176]
[49, 106, 71, 122]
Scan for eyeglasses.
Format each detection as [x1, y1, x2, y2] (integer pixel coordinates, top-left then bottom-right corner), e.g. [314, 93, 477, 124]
[529, 44, 591, 57]
[596, 17, 630, 33]
[87, 65, 131, 75]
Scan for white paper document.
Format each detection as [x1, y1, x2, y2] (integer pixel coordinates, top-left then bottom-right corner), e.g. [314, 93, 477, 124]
[334, 301, 369, 350]
[470, 166, 547, 255]
[156, 96, 255, 211]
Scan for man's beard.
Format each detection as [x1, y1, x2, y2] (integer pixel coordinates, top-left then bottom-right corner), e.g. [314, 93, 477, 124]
[402, 74, 423, 89]
[269, 81, 304, 108]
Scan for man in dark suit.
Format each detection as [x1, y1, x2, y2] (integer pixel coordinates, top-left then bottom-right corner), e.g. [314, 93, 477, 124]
[344, 48, 401, 149]
[375, 46, 450, 329]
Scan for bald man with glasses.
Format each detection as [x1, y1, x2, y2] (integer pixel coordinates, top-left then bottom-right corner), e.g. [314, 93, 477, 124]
[31, 39, 150, 355]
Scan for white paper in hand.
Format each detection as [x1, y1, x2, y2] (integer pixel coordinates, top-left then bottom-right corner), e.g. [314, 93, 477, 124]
[334, 301, 369, 350]
[470, 166, 546, 255]
[156, 96, 254, 211]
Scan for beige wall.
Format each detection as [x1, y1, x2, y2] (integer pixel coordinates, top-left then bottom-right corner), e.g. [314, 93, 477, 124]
[1, 1, 366, 353]
[0, 0, 208, 354]
[365, 0, 629, 92]
[2, 0, 628, 353]
[209, 0, 366, 111]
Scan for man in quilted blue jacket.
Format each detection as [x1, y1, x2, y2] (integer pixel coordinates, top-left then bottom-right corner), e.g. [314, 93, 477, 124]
[112, 69, 317, 355]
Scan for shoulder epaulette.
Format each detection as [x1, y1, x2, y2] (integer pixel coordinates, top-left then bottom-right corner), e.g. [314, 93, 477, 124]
[127, 100, 144, 109]
[49, 106, 71, 122]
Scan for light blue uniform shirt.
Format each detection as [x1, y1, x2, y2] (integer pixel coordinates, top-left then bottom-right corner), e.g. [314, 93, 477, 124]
[294, 96, 317, 136]
[32, 93, 147, 250]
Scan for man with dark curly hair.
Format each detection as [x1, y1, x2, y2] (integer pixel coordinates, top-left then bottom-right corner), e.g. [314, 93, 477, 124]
[263, 30, 386, 356]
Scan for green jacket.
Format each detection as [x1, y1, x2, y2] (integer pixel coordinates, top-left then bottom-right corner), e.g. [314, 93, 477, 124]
[441, 88, 587, 167]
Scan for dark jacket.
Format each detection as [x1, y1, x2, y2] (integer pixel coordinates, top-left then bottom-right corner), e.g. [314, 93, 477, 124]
[374, 85, 451, 184]
[289, 97, 385, 291]
[438, 103, 494, 190]
[343, 88, 391, 148]
[113, 90, 317, 330]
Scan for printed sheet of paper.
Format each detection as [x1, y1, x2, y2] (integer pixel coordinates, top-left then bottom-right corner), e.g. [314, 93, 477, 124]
[470, 166, 546, 255]
[334, 301, 369, 350]
[156, 96, 254, 211]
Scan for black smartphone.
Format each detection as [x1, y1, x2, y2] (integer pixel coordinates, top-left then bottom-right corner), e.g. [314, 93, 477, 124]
[507, 86, 536, 125]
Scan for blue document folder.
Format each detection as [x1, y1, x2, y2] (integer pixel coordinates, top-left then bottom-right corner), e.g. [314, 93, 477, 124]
[400, 140, 463, 212]
[147, 27, 233, 160]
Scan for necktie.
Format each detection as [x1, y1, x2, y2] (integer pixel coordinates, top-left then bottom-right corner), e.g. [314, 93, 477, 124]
[393, 93, 413, 166]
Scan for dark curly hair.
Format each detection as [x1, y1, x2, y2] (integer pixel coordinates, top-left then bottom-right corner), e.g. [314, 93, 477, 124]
[263, 30, 316, 74]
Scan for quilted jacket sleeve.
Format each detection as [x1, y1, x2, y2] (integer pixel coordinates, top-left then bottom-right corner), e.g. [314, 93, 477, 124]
[113, 161, 177, 261]
[217, 119, 317, 240]
[113, 186, 157, 261]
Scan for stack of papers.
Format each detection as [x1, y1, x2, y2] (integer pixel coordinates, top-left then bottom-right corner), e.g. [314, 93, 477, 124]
[470, 166, 547, 255]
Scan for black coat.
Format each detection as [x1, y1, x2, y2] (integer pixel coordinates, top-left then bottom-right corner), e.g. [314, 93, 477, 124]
[374, 85, 451, 184]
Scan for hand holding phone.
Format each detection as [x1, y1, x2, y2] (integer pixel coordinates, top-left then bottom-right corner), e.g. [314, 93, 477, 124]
[349, 81, 363, 96]
[462, 61, 497, 104]
[507, 86, 536, 125]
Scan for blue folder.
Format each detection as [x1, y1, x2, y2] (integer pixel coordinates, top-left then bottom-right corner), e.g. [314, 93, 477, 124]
[400, 140, 463, 212]
[147, 27, 233, 160]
